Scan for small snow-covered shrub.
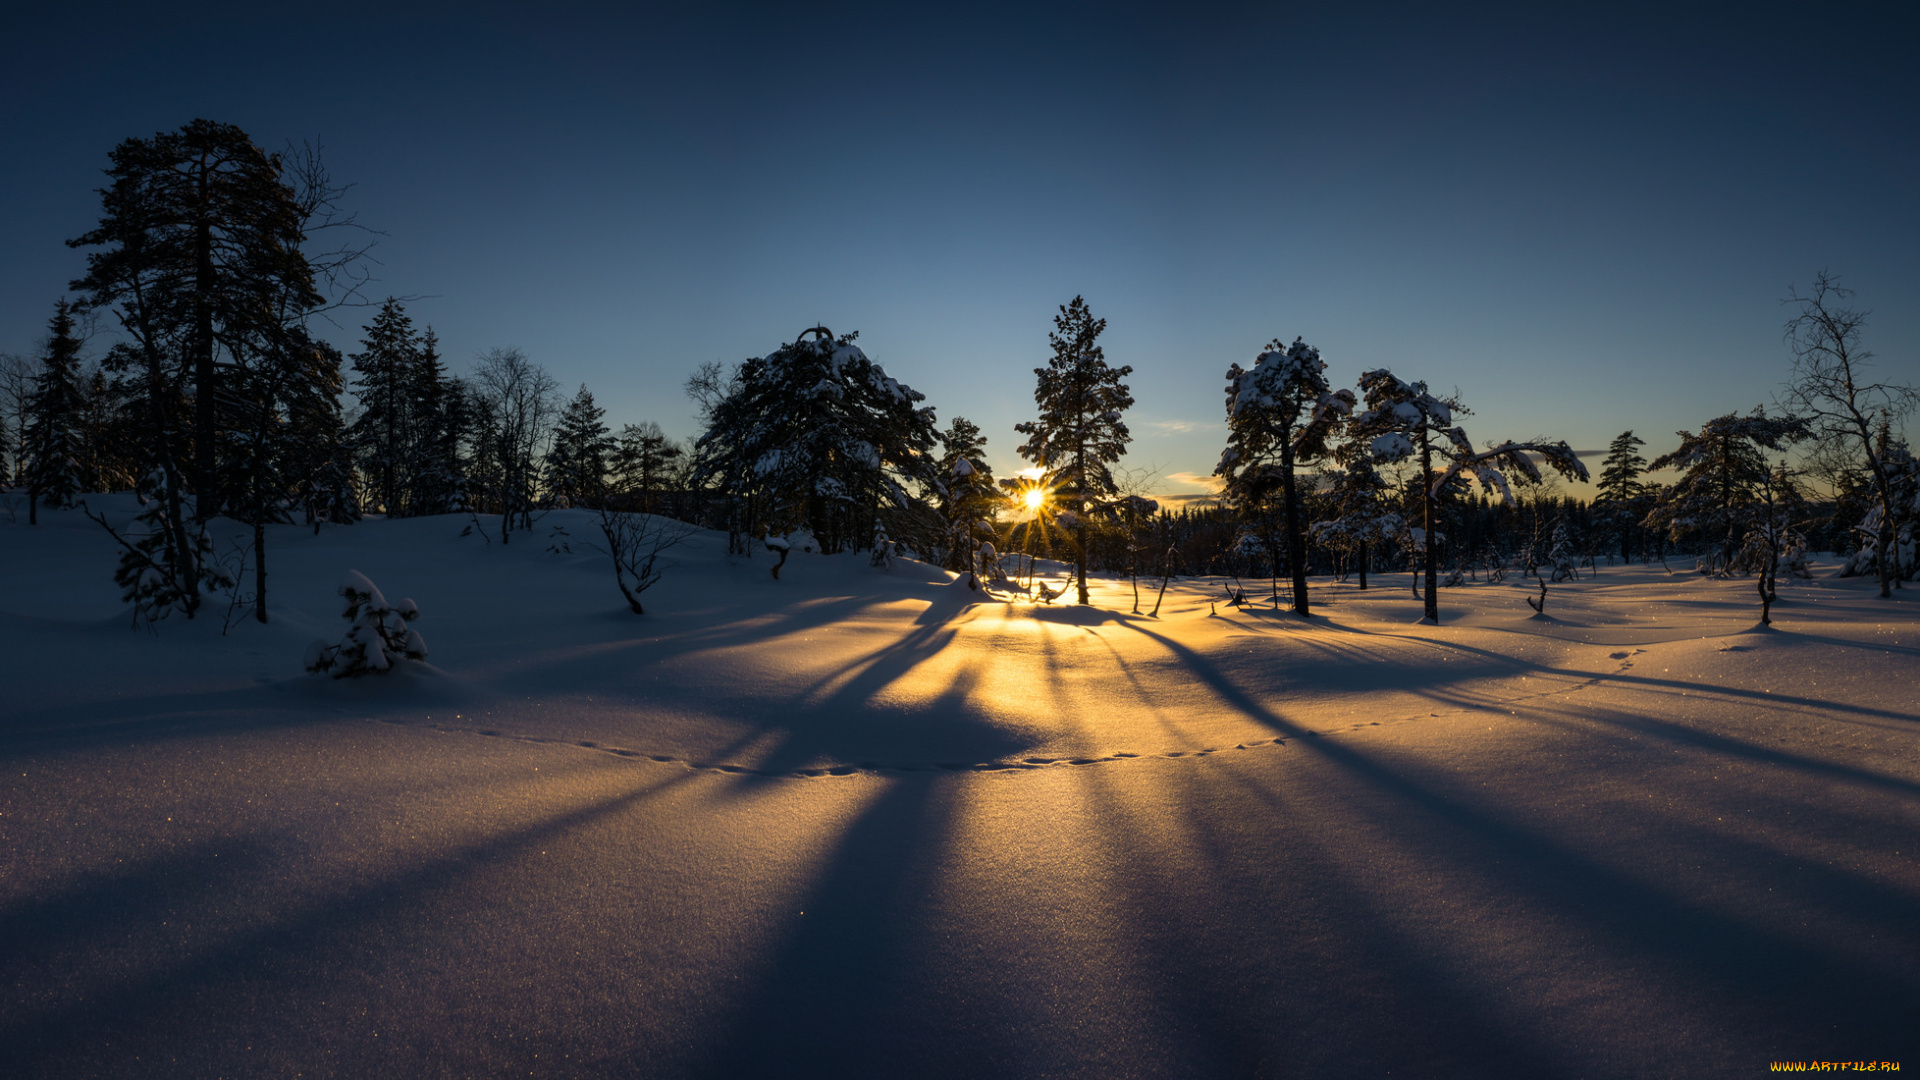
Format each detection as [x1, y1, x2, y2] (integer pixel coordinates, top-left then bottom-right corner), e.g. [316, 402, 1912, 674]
[304, 571, 427, 677]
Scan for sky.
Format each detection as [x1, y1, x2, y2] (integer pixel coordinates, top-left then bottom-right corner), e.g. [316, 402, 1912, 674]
[3, 2, 1916, 498]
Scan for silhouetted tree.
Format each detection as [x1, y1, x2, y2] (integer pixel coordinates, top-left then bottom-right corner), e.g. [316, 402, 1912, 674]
[1779, 272, 1918, 597]
[1016, 297, 1134, 604]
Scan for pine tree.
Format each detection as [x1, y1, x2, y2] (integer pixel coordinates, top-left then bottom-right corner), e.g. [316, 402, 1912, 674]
[690, 327, 939, 555]
[611, 420, 683, 514]
[1646, 410, 1809, 570]
[1594, 430, 1648, 565]
[1596, 431, 1646, 501]
[1350, 369, 1587, 622]
[67, 119, 323, 521]
[1215, 337, 1354, 615]
[546, 384, 613, 508]
[23, 300, 89, 522]
[1015, 297, 1134, 605]
[348, 298, 420, 516]
[1310, 457, 1396, 589]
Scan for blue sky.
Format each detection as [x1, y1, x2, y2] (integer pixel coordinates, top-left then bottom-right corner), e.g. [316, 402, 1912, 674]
[3, 2, 1915, 496]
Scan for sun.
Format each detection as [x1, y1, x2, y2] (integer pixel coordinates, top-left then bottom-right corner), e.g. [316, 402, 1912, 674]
[1022, 487, 1046, 511]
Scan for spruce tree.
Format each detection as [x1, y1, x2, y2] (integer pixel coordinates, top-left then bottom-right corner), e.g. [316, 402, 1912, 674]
[934, 416, 998, 572]
[547, 384, 613, 508]
[1596, 430, 1647, 501]
[1015, 297, 1134, 604]
[23, 300, 89, 523]
[348, 298, 420, 516]
[1594, 430, 1647, 564]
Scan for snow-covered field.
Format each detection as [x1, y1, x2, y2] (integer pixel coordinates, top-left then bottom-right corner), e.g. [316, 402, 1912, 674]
[3, 499, 1917, 1078]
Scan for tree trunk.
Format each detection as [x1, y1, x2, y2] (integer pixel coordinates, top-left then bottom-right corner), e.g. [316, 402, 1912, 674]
[1074, 515, 1090, 605]
[1358, 540, 1368, 590]
[1281, 438, 1308, 615]
[254, 517, 268, 623]
[193, 178, 217, 522]
[1421, 436, 1438, 623]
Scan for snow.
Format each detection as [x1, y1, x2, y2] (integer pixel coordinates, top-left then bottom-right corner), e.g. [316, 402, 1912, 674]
[3, 497, 1917, 1077]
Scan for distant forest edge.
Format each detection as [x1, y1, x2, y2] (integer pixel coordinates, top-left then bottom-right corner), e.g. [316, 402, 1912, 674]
[5, 121, 1917, 627]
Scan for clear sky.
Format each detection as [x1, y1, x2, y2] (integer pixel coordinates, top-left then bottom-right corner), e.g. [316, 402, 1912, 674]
[3, 2, 1915, 498]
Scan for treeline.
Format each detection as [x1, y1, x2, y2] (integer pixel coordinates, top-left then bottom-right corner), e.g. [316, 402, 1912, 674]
[4, 120, 1915, 627]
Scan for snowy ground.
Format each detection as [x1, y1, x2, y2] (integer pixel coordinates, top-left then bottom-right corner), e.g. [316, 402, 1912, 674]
[3, 499, 1917, 1078]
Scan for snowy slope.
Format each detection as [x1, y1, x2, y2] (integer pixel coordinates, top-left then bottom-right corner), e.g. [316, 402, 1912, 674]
[2, 501, 1916, 1078]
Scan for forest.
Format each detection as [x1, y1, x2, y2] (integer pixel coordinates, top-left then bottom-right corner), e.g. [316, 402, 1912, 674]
[6, 120, 1916, 627]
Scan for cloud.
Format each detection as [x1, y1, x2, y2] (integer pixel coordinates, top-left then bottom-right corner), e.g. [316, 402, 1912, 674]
[1142, 419, 1210, 435]
[1164, 471, 1225, 493]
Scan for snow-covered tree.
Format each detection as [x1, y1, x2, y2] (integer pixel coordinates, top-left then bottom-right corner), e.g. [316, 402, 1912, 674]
[22, 300, 89, 523]
[1310, 458, 1398, 589]
[691, 327, 939, 556]
[1838, 424, 1918, 582]
[545, 384, 613, 508]
[1215, 337, 1354, 615]
[1645, 409, 1808, 571]
[1016, 297, 1134, 605]
[933, 416, 998, 572]
[1351, 369, 1588, 623]
[304, 571, 427, 677]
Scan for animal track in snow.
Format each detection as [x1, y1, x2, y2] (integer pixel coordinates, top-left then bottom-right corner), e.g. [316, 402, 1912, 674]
[396, 650, 1644, 780]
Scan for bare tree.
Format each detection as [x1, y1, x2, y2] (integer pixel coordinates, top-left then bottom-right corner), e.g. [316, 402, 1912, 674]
[0, 352, 34, 484]
[589, 506, 698, 614]
[471, 347, 558, 543]
[1779, 272, 1917, 598]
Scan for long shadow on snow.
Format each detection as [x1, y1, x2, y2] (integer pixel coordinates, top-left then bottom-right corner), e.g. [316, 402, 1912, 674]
[1103, 618, 1920, 1059]
[685, 774, 1174, 1079]
[0, 767, 703, 1077]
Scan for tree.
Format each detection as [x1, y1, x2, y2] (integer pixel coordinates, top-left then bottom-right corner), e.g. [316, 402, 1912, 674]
[1646, 409, 1808, 571]
[68, 119, 325, 522]
[304, 571, 427, 677]
[22, 301, 90, 523]
[932, 416, 998, 572]
[0, 352, 33, 484]
[589, 506, 698, 614]
[347, 298, 421, 516]
[611, 421, 683, 515]
[1779, 272, 1918, 598]
[690, 327, 939, 555]
[1215, 337, 1354, 615]
[1351, 369, 1588, 623]
[546, 384, 613, 509]
[1593, 430, 1648, 565]
[1311, 457, 1397, 589]
[1015, 297, 1134, 605]
[471, 347, 559, 543]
